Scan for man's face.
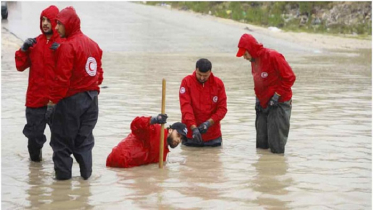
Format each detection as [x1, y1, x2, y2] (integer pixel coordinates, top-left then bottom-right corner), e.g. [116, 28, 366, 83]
[41, 16, 52, 34]
[55, 21, 66, 38]
[167, 129, 182, 149]
[243, 51, 254, 62]
[196, 68, 211, 83]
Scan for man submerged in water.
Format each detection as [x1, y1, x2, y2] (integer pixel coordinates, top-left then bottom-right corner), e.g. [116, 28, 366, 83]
[106, 114, 187, 168]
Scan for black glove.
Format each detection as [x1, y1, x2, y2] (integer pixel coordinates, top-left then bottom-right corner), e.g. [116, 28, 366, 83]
[192, 128, 202, 143]
[50, 42, 60, 50]
[255, 97, 261, 112]
[268, 93, 280, 107]
[45, 104, 55, 126]
[150, 114, 168, 124]
[21, 38, 36, 51]
[198, 121, 211, 134]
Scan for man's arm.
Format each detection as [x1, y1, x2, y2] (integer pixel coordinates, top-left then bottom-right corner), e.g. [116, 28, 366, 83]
[14, 49, 31, 72]
[97, 48, 104, 85]
[50, 43, 74, 104]
[130, 116, 152, 141]
[272, 52, 296, 96]
[179, 78, 197, 129]
[210, 80, 228, 124]
[15, 38, 38, 71]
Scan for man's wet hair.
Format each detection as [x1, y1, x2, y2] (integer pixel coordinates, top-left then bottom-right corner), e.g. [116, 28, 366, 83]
[196, 58, 212, 73]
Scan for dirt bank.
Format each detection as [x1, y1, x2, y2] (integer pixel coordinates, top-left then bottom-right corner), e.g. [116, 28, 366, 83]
[153, 5, 372, 52]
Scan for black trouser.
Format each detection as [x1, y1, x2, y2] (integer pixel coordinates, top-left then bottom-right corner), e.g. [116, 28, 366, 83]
[50, 91, 98, 180]
[23, 106, 50, 161]
[182, 136, 222, 147]
[256, 100, 292, 154]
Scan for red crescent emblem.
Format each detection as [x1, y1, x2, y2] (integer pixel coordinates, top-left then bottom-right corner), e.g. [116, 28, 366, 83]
[85, 57, 97, 76]
[89, 62, 94, 71]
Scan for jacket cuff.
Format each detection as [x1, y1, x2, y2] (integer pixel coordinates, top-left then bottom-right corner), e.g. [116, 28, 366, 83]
[211, 116, 219, 124]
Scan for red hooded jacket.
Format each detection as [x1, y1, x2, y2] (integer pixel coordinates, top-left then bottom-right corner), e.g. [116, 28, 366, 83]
[179, 71, 227, 141]
[50, 7, 103, 104]
[106, 116, 170, 168]
[238, 34, 296, 108]
[15, 5, 62, 108]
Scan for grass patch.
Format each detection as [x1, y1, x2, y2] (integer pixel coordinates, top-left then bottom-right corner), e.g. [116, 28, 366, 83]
[144, 1, 372, 37]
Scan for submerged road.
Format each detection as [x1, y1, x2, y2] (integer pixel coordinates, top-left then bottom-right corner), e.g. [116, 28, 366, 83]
[2, 1, 371, 210]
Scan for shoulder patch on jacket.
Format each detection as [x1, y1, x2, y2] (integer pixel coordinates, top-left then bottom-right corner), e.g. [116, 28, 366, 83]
[85, 57, 97, 76]
[180, 87, 185, 94]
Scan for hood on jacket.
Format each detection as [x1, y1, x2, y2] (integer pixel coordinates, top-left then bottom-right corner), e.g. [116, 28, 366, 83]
[40, 5, 59, 35]
[237, 33, 264, 58]
[56, 6, 81, 37]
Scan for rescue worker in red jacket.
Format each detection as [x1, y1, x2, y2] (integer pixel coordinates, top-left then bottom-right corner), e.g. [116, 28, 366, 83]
[50, 6, 104, 180]
[106, 114, 187, 168]
[236, 33, 296, 154]
[14, 5, 62, 162]
[179, 58, 227, 147]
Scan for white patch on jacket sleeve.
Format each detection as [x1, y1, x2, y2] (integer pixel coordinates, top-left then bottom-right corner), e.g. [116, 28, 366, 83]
[85, 57, 97, 76]
[180, 87, 185, 94]
[261, 72, 268, 78]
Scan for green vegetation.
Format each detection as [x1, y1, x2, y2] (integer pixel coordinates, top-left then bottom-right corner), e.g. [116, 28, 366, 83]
[145, 2, 372, 36]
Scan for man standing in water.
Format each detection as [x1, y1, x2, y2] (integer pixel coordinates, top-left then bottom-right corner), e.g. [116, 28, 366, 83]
[236, 33, 296, 154]
[15, 5, 62, 162]
[179, 58, 227, 147]
[50, 6, 104, 180]
[106, 114, 187, 168]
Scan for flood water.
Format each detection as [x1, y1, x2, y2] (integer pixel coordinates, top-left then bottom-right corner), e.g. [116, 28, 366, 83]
[1, 2, 372, 210]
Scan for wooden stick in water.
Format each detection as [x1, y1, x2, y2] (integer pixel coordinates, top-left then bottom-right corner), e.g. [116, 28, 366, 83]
[159, 79, 166, 169]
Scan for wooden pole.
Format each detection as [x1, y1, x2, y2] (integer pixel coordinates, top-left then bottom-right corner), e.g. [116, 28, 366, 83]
[159, 79, 166, 168]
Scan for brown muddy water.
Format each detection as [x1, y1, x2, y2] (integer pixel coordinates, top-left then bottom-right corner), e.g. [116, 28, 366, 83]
[1, 2, 372, 210]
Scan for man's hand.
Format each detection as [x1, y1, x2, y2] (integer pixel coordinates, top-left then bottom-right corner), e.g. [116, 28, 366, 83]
[50, 42, 60, 50]
[45, 104, 56, 125]
[268, 93, 280, 107]
[192, 128, 202, 143]
[21, 38, 37, 51]
[150, 114, 168, 124]
[198, 121, 211, 134]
